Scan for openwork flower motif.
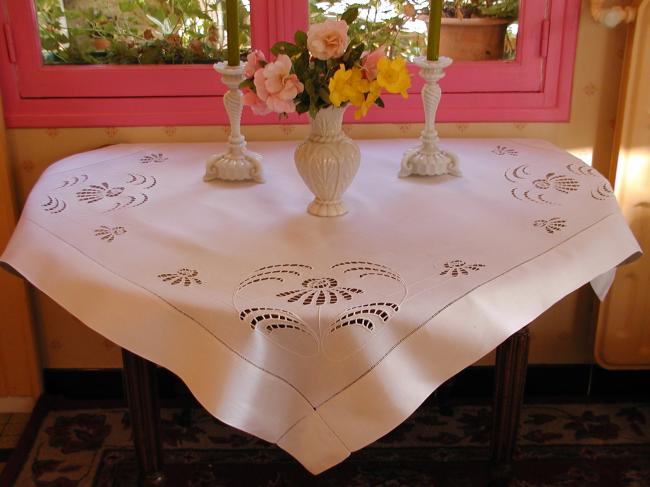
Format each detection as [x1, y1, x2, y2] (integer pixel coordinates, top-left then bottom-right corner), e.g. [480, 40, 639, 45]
[140, 153, 168, 164]
[440, 260, 485, 277]
[94, 225, 127, 242]
[158, 268, 202, 287]
[276, 277, 362, 305]
[492, 145, 518, 156]
[532, 173, 580, 194]
[534, 217, 567, 234]
[76, 183, 125, 203]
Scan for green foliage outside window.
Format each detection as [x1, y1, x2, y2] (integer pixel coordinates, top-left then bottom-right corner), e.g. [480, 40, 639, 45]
[36, 0, 250, 64]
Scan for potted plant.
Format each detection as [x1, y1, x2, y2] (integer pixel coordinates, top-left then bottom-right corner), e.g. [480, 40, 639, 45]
[436, 0, 519, 61]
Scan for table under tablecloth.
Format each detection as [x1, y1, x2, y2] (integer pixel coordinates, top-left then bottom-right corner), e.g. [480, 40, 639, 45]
[1, 139, 640, 473]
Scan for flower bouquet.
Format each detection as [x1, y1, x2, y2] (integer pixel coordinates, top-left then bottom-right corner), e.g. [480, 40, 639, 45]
[240, 7, 411, 216]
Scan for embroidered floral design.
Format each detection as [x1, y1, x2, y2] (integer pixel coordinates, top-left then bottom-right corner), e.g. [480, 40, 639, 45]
[76, 183, 125, 203]
[126, 173, 157, 189]
[158, 268, 202, 287]
[329, 302, 400, 333]
[42, 196, 67, 214]
[492, 145, 518, 156]
[534, 218, 567, 234]
[234, 261, 406, 358]
[69, 174, 154, 212]
[276, 277, 363, 305]
[567, 162, 598, 177]
[56, 174, 88, 189]
[505, 165, 581, 205]
[591, 182, 614, 200]
[139, 153, 168, 164]
[94, 225, 127, 242]
[440, 260, 485, 277]
[532, 173, 580, 194]
[239, 308, 313, 335]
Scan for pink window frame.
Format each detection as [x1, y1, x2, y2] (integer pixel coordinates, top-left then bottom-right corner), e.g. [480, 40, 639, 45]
[0, 0, 580, 128]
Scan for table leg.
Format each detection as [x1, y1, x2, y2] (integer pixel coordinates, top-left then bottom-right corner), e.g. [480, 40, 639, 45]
[122, 349, 166, 487]
[490, 326, 530, 481]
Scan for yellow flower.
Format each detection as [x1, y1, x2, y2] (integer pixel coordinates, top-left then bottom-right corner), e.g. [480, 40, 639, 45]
[377, 57, 411, 98]
[328, 65, 369, 108]
[355, 81, 381, 120]
[347, 68, 370, 107]
[328, 64, 352, 107]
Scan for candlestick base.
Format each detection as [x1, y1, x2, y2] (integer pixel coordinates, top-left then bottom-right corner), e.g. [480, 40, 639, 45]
[399, 56, 461, 178]
[204, 62, 264, 183]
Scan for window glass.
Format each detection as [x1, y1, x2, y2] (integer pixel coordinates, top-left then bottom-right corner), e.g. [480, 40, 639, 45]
[309, 0, 519, 61]
[35, 0, 251, 64]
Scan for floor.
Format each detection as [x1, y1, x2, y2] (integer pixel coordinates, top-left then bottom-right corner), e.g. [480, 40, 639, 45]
[0, 413, 29, 476]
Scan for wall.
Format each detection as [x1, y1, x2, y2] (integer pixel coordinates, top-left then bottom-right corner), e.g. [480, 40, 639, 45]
[3, 2, 628, 368]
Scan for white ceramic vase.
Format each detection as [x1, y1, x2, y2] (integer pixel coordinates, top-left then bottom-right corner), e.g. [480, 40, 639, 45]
[294, 106, 360, 217]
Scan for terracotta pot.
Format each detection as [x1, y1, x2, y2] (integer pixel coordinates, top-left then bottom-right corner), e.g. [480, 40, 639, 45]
[440, 18, 510, 61]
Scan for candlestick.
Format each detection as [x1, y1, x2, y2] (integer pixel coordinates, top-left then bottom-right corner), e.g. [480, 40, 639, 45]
[399, 56, 460, 178]
[226, 0, 240, 66]
[427, 0, 442, 61]
[204, 62, 264, 183]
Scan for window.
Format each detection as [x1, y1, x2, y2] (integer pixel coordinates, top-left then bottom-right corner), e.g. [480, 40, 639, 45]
[0, 0, 579, 127]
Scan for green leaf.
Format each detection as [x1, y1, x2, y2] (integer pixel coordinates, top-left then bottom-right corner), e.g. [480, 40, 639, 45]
[271, 41, 299, 57]
[304, 78, 316, 97]
[294, 30, 307, 48]
[340, 6, 359, 25]
[375, 96, 385, 108]
[308, 103, 318, 119]
[239, 78, 255, 89]
[318, 87, 331, 104]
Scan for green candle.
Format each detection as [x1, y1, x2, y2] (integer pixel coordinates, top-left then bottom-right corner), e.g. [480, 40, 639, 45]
[226, 0, 240, 66]
[427, 0, 442, 61]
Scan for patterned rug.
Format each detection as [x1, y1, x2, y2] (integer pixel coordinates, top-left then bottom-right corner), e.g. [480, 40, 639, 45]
[10, 401, 650, 486]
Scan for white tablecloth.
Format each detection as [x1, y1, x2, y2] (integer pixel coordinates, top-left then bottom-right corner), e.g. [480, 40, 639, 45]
[1, 139, 640, 473]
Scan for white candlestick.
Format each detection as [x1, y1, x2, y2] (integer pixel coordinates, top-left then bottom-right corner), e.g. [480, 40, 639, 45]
[399, 56, 460, 178]
[204, 62, 264, 183]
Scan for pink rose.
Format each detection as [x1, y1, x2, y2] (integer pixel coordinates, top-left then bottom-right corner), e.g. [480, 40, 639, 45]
[253, 54, 304, 114]
[361, 45, 386, 80]
[244, 49, 266, 79]
[307, 20, 350, 61]
[242, 88, 271, 115]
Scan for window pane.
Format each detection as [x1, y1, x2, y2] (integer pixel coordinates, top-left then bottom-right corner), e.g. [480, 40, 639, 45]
[308, 1, 519, 61]
[35, 0, 251, 65]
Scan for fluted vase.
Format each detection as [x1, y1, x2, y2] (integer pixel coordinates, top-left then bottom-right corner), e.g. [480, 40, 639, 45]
[294, 106, 360, 217]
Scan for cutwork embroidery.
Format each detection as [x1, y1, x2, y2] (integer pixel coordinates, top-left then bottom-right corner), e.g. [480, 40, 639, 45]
[94, 225, 127, 242]
[440, 260, 485, 277]
[533, 218, 567, 234]
[41, 196, 67, 214]
[566, 162, 598, 177]
[565, 162, 614, 202]
[492, 145, 519, 156]
[158, 268, 202, 287]
[140, 153, 168, 164]
[505, 165, 580, 205]
[43, 172, 157, 215]
[591, 182, 614, 200]
[55, 174, 88, 189]
[276, 278, 363, 305]
[234, 261, 406, 359]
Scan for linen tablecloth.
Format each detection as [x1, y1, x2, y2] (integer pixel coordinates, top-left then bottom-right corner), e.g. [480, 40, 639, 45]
[1, 139, 640, 473]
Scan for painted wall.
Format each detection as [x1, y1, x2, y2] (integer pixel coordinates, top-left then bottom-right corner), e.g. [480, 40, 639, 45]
[3, 3, 628, 368]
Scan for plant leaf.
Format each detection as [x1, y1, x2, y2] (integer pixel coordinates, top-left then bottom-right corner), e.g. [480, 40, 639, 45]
[294, 30, 307, 48]
[341, 7, 359, 25]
